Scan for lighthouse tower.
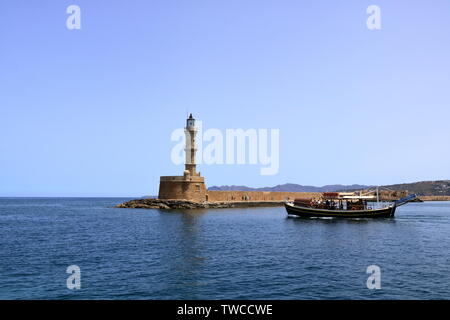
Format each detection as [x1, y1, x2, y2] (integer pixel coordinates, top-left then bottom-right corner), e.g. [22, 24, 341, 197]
[158, 114, 207, 202]
[185, 113, 198, 176]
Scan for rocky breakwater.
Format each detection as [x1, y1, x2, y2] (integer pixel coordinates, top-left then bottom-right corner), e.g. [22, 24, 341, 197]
[116, 198, 285, 209]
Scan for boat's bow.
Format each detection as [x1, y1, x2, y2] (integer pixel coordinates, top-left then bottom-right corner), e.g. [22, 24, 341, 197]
[393, 194, 418, 207]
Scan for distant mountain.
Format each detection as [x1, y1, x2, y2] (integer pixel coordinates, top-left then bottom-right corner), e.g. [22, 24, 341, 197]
[381, 180, 450, 196]
[208, 183, 373, 193]
[208, 180, 450, 196]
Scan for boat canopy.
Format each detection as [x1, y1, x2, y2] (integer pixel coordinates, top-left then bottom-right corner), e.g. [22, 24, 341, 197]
[321, 192, 376, 200]
[341, 195, 376, 200]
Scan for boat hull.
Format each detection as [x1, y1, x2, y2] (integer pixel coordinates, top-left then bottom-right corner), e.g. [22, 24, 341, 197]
[285, 203, 396, 218]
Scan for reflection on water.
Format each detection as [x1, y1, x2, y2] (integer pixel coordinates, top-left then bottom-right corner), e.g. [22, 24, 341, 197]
[286, 215, 397, 224]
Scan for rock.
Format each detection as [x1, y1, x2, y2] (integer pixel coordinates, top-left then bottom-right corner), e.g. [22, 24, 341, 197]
[115, 198, 285, 210]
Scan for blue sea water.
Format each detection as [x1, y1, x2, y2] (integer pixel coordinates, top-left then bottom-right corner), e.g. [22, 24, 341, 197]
[0, 198, 449, 300]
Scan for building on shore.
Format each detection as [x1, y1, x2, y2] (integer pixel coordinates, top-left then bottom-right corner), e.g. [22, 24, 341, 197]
[158, 114, 207, 202]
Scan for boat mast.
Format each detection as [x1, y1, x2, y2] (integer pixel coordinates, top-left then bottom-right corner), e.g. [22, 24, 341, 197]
[376, 186, 380, 204]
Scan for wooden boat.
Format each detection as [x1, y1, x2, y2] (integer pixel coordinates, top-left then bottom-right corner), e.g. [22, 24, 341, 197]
[285, 193, 417, 218]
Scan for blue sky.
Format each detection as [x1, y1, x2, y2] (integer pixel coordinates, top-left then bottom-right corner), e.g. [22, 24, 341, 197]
[1, 0, 450, 196]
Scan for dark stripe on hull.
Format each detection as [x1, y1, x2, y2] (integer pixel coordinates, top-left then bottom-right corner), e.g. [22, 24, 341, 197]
[285, 203, 396, 218]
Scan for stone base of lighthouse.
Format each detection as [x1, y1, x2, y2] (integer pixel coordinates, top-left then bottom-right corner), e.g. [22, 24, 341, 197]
[158, 175, 207, 203]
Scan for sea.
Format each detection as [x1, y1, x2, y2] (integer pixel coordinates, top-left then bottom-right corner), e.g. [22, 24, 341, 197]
[0, 198, 449, 300]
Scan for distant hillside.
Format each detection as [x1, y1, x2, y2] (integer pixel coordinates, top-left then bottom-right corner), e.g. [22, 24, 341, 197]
[382, 180, 450, 196]
[208, 183, 373, 193]
[208, 180, 450, 196]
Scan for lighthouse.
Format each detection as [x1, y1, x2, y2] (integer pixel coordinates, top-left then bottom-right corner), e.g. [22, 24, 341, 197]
[158, 114, 207, 202]
[184, 113, 198, 177]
